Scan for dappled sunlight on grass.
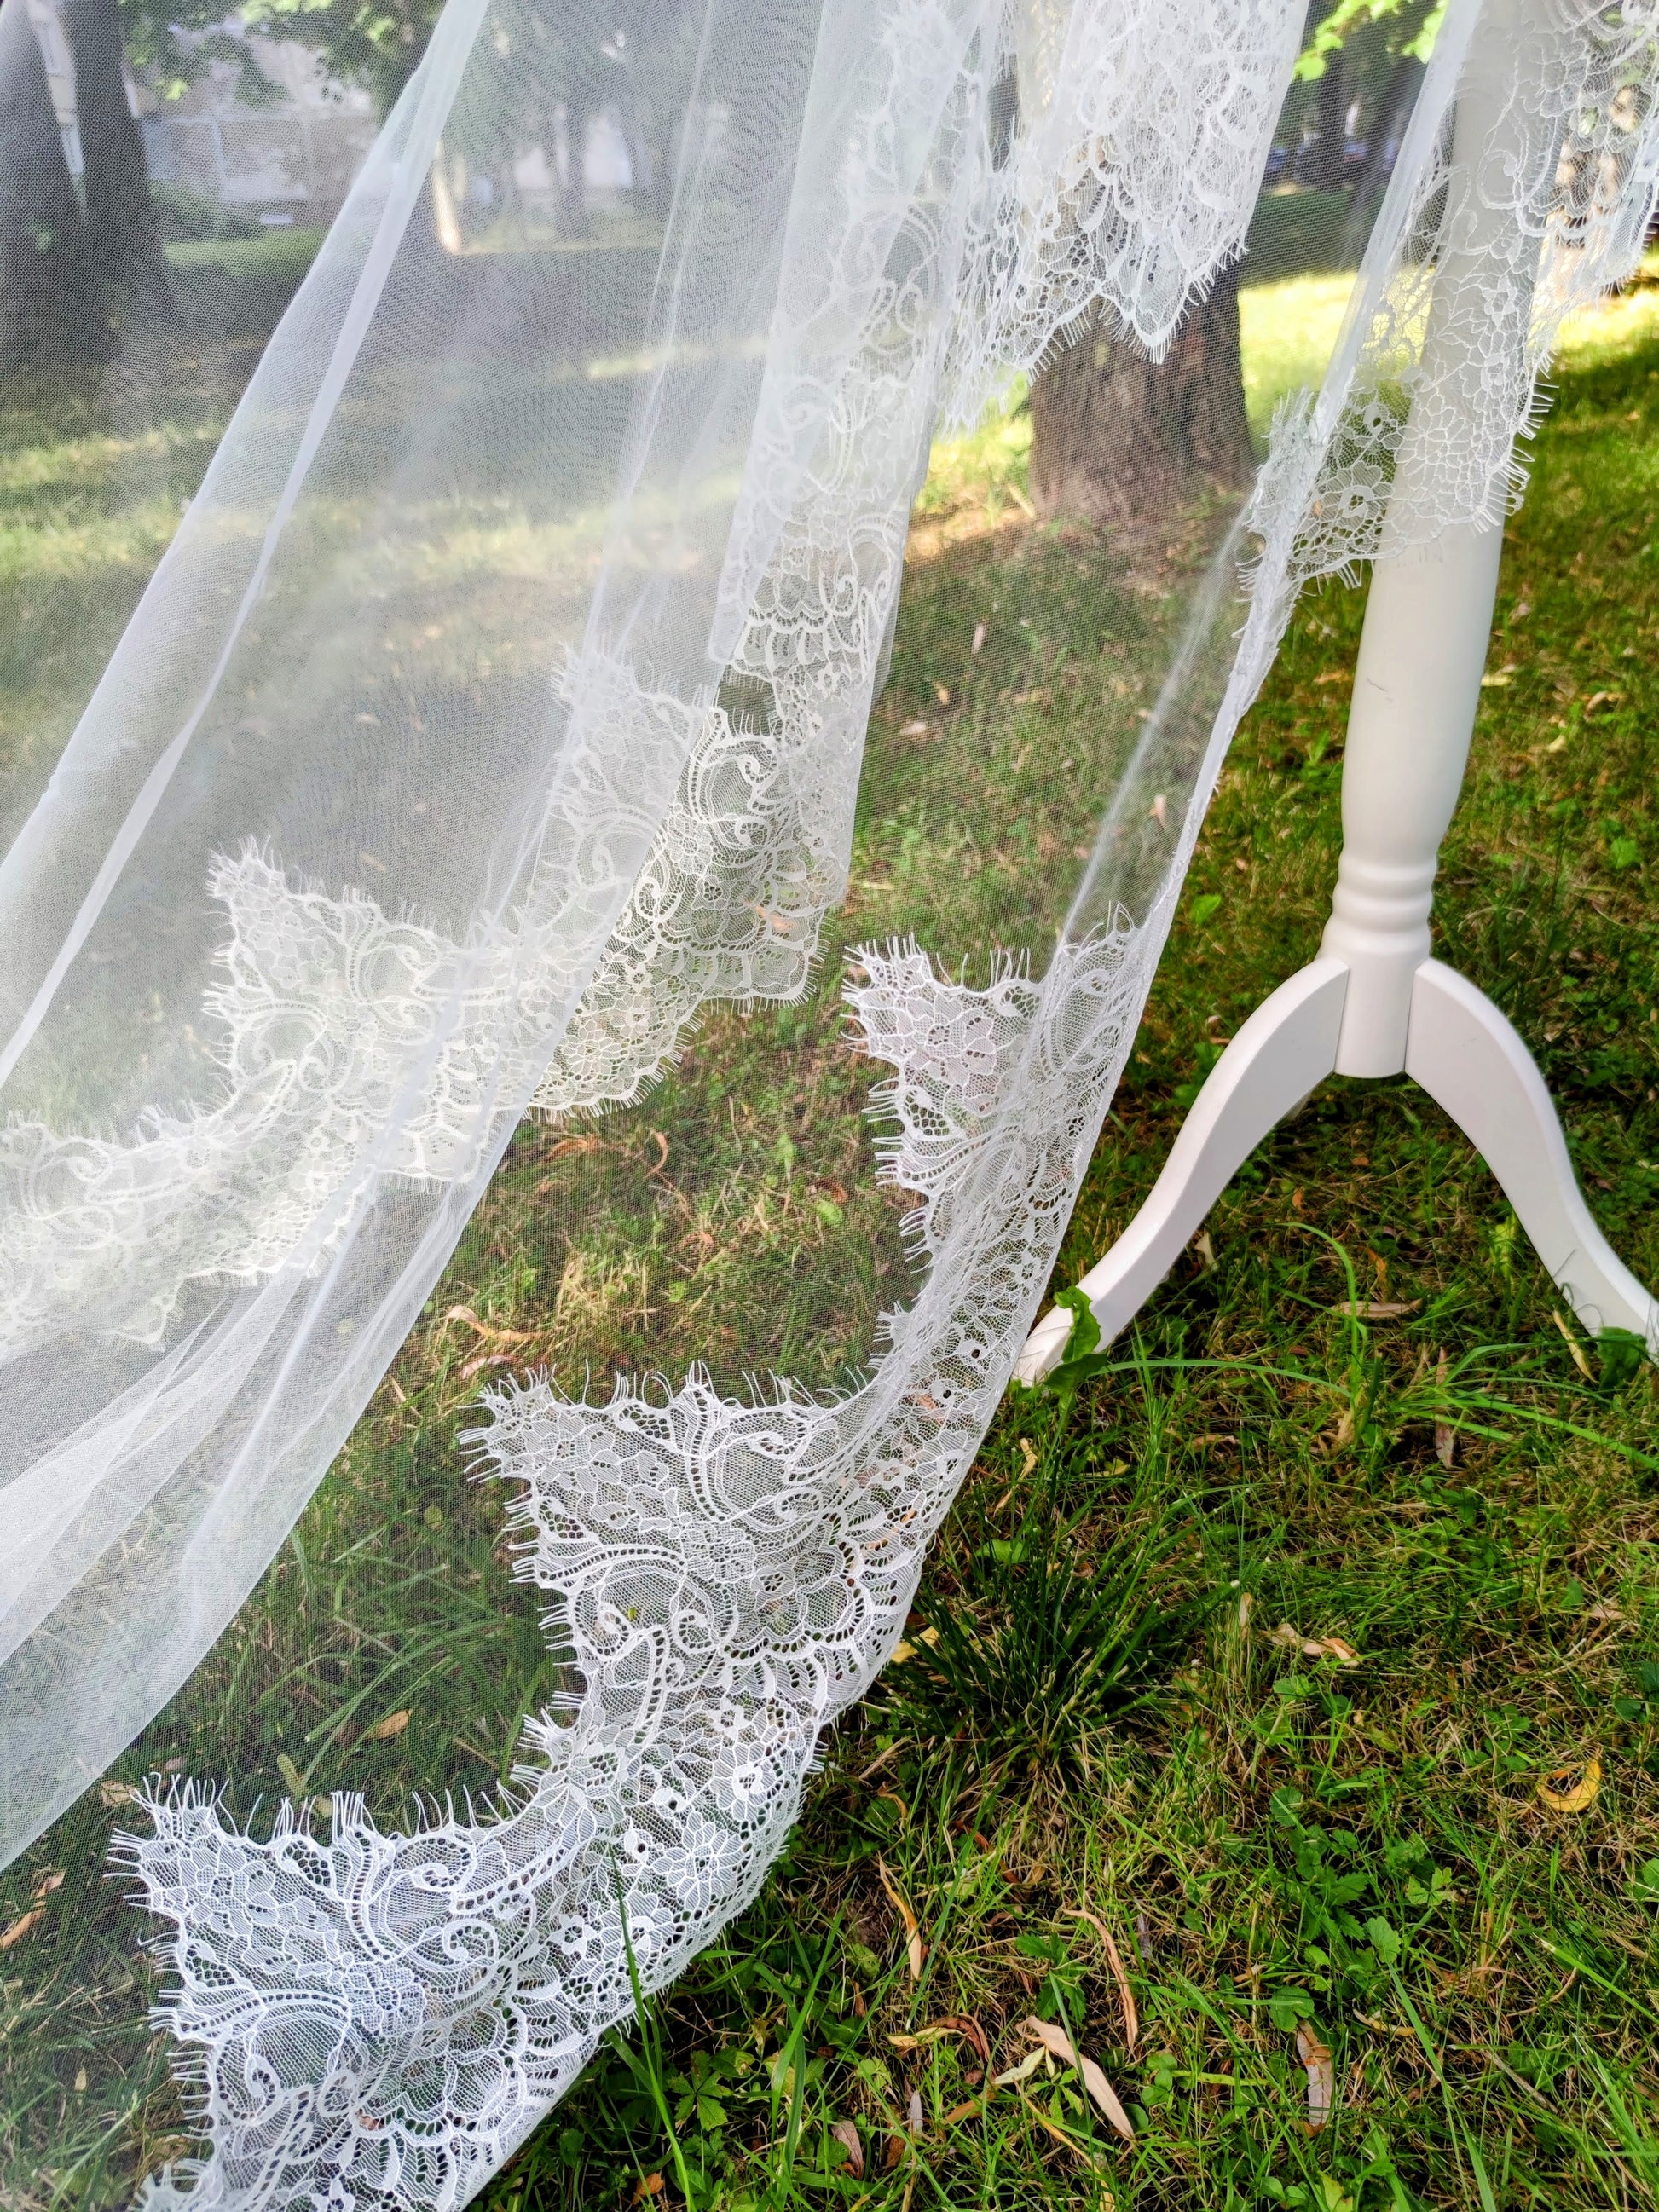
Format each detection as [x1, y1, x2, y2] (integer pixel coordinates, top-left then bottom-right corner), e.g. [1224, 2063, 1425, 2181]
[1556, 254, 1659, 370]
[1240, 270, 1356, 445]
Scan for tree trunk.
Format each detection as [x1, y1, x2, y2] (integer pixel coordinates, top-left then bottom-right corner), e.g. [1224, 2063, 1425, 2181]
[62, 0, 174, 336]
[1028, 263, 1255, 530]
[559, 96, 591, 236]
[1350, 53, 1421, 222]
[1308, 49, 1348, 193]
[0, 0, 96, 370]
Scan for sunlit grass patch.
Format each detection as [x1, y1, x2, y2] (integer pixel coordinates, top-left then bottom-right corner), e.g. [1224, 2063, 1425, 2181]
[1240, 272, 1356, 447]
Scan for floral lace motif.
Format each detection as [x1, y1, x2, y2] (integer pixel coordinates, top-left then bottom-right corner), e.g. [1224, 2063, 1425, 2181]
[1251, 0, 1659, 587]
[106, 9, 1659, 2209]
[942, 0, 1303, 398]
[0, 849, 518, 1354]
[530, 688, 831, 1117]
[0, 650, 694, 1355]
[124, 919, 1164, 2211]
[540, 0, 1296, 1121]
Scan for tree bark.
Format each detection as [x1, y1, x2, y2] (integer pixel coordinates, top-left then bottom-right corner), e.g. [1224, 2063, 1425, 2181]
[0, 0, 97, 369]
[1350, 52, 1421, 222]
[1308, 48, 1348, 193]
[62, 0, 175, 335]
[1028, 263, 1255, 530]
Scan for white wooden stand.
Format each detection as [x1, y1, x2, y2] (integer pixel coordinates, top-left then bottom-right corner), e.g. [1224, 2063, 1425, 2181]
[1014, 1, 1656, 1387]
[1016, 512, 1657, 1386]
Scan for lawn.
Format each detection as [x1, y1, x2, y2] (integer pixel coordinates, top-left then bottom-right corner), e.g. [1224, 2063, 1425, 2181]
[3, 248, 1658, 2209]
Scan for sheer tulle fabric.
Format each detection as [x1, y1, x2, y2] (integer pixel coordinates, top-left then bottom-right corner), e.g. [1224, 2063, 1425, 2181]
[0, 0, 1655, 2202]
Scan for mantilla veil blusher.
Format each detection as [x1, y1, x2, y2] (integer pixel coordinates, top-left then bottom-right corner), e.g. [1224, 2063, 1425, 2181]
[0, 0, 1655, 2199]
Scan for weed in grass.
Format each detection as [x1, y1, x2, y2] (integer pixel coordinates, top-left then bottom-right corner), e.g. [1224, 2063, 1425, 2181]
[882, 1473, 1225, 1786]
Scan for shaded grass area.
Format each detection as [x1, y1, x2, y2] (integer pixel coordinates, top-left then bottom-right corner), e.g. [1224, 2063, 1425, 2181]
[3, 272, 1659, 2209]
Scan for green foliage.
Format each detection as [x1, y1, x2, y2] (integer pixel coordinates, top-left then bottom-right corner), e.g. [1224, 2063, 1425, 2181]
[1294, 0, 1445, 83]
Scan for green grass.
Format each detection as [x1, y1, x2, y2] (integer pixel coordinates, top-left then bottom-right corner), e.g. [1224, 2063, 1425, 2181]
[163, 228, 325, 281]
[3, 261, 1659, 2209]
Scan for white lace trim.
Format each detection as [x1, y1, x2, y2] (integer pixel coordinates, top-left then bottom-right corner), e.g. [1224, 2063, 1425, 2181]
[942, 0, 1304, 398]
[0, 849, 518, 1353]
[548, 0, 1297, 1122]
[122, 920, 1161, 2210]
[529, 685, 835, 1118]
[1251, 0, 1659, 586]
[0, 650, 699, 1354]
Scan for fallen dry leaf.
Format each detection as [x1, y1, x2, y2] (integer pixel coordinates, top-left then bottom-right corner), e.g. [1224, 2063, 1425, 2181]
[1551, 1308, 1596, 1382]
[971, 621, 987, 656]
[99, 1779, 138, 1810]
[366, 1710, 411, 1742]
[1331, 1299, 1421, 1320]
[877, 1857, 925, 1978]
[443, 1304, 542, 1348]
[0, 1907, 46, 1951]
[907, 2088, 923, 2134]
[874, 1786, 910, 1831]
[829, 2118, 864, 2177]
[994, 2046, 1047, 2088]
[1583, 690, 1624, 716]
[888, 2015, 990, 2065]
[32, 1870, 63, 1903]
[888, 1626, 940, 1666]
[1067, 1907, 1138, 2052]
[630, 2174, 665, 2203]
[1269, 1623, 1361, 1666]
[1297, 2023, 1334, 2132]
[1537, 1755, 1601, 1813]
[1021, 2018, 1134, 2140]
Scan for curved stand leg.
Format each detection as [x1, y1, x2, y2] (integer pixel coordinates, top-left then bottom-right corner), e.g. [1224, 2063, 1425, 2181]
[1408, 960, 1656, 1345]
[1013, 958, 1349, 1384]
[1015, 949, 1657, 1386]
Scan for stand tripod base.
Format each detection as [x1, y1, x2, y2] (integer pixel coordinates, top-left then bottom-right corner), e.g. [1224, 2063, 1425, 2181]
[1014, 956, 1656, 1385]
